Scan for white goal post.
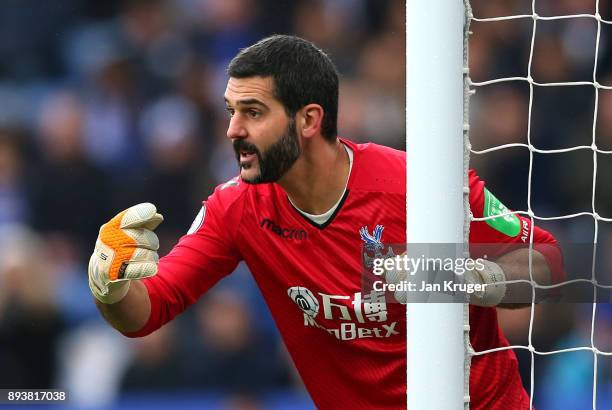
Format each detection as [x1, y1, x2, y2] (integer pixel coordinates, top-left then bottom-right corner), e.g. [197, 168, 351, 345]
[406, 0, 470, 409]
[407, 0, 612, 408]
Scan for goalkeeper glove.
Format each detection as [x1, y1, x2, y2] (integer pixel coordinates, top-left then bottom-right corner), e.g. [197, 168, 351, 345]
[464, 259, 506, 307]
[88, 203, 163, 304]
[383, 256, 506, 306]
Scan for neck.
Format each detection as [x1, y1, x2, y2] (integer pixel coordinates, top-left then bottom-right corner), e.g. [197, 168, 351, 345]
[278, 138, 349, 215]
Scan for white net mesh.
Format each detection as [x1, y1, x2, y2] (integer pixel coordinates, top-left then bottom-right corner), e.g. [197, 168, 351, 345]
[465, 1, 612, 408]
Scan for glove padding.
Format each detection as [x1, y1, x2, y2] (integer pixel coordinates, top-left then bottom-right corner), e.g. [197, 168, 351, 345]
[88, 203, 163, 304]
[464, 259, 506, 307]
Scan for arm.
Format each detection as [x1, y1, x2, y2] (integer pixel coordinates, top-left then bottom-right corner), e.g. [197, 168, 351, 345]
[467, 169, 565, 308]
[89, 183, 244, 338]
[95, 280, 151, 333]
[495, 247, 551, 309]
[466, 239, 561, 309]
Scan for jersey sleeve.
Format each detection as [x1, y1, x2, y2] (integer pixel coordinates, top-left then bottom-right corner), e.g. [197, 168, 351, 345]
[123, 181, 245, 337]
[468, 169, 565, 285]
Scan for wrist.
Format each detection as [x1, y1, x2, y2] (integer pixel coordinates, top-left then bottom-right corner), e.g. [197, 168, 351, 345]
[466, 259, 506, 307]
[90, 279, 131, 305]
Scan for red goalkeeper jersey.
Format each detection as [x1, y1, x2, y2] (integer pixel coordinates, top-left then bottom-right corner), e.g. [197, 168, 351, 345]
[126, 139, 563, 409]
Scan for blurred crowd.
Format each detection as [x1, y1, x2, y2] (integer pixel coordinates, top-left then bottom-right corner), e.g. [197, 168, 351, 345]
[1, 0, 612, 408]
[0, 0, 403, 408]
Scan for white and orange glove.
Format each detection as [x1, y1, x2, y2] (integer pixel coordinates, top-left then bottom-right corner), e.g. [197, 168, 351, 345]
[384, 256, 506, 306]
[464, 259, 507, 307]
[88, 203, 163, 304]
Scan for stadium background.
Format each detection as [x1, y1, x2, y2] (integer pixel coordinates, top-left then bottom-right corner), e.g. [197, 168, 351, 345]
[0, 0, 610, 408]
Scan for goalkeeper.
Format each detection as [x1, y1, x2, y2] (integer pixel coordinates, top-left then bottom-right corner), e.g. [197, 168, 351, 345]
[89, 35, 564, 410]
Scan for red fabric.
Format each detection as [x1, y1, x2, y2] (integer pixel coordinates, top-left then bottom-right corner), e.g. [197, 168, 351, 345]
[124, 140, 562, 409]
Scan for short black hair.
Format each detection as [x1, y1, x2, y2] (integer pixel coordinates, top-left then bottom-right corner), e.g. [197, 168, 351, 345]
[228, 35, 339, 141]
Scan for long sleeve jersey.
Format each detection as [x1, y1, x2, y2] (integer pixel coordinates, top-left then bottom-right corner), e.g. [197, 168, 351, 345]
[125, 139, 563, 409]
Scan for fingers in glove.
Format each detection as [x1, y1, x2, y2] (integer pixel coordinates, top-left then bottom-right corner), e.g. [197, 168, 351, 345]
[105, 246, 158, 281]
[109, 246, 158, 280]
[121, 203, 164, 230]
[111, 261, 159, 281]
[122, 228, 159, 251]
[127, 247, 159, 263]
[385, 267, 408, 286]
[394, 289, 407, 304]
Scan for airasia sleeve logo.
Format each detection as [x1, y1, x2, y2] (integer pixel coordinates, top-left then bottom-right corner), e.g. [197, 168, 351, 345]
[287, 286, 319, 318]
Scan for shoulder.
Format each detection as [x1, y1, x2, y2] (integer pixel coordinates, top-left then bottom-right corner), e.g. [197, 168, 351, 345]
[469, 169, 483, 186]
[342, 138, 405, 193]
[205, 176, 251, 215]
[205, 175, 279, 214]
[467, 169, 487, 213]
[344, 138, 405, 166]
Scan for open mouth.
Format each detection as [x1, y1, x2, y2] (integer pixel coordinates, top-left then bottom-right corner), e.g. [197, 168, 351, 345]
[234, 140, 259, 169]
[240, 149, 257, 160]
[240, 148, 256, 157]
[238, 148, 258, 169]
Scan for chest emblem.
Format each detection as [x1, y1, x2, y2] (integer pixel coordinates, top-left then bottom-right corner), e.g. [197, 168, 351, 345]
[360, 225, 394, 268]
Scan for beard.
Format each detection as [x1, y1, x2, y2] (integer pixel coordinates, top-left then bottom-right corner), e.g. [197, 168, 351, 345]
[233, 118, 300, 184]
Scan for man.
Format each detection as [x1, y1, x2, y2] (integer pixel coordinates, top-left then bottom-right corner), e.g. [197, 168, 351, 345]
[89, 35, 564, 409]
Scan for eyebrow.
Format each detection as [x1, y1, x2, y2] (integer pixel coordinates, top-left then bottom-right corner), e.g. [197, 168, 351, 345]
[224, 97, 268, 109]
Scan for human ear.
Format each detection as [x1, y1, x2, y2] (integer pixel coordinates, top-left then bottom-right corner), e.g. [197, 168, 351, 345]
[299, 104, 324, 139]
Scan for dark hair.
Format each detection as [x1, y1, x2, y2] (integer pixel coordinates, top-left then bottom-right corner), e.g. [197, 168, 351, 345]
[228, 35, 339, 141]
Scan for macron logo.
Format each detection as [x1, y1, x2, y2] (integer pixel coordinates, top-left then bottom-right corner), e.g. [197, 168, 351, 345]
[260, 218, 307, 241]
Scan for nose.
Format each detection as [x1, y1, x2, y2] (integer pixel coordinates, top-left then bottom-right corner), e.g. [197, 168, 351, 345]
[226, 115, 248, 140]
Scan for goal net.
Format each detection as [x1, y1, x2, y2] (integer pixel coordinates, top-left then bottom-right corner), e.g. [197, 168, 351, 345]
[468, 0, 612, 409]
[408, 0, 612, 408]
